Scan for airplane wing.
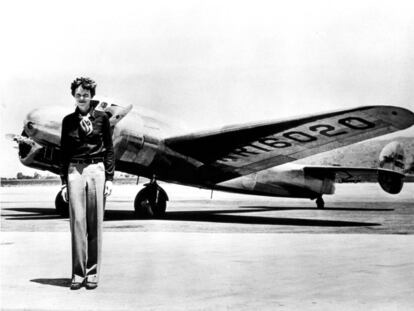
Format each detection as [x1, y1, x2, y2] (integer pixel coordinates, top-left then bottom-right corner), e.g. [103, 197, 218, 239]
[164, 106, 414, 183]
[303, 166, 405, 183]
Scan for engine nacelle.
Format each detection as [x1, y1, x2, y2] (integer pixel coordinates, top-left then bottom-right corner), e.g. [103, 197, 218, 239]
[378, 141, 405, 194]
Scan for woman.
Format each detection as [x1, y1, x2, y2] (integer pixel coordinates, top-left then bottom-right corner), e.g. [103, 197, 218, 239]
[60, 77, 114, 290]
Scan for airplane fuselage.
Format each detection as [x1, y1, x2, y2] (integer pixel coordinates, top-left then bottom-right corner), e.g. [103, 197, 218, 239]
[20, 103, 332, 200]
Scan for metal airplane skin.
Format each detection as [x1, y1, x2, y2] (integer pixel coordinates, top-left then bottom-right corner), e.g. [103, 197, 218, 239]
[11, 99, 414, 216]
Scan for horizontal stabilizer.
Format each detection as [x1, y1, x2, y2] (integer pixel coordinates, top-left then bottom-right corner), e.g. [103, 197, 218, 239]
[303, 166, 405, 183]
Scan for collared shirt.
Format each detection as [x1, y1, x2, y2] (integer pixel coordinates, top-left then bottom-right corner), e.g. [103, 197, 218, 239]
[60, 105, 115, 185]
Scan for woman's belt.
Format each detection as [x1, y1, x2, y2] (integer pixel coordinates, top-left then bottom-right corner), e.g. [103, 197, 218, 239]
[70, 157, 103, 164]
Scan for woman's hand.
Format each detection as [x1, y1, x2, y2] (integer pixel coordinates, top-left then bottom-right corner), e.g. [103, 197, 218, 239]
[61, 185, 68, 202]
[104, 180, 113, 197]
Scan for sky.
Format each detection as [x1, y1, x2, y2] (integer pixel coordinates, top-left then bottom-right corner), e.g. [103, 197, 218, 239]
[1, 0, 414, 177]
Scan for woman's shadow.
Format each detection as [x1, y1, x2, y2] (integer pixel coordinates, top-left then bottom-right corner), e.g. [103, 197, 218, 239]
[31, 278, 71, 288]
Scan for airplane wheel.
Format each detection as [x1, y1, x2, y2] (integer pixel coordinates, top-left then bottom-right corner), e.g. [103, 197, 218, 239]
[55, 190, 69, 217]
[316, 196, 324, 209]
[134, 186, 167, 218]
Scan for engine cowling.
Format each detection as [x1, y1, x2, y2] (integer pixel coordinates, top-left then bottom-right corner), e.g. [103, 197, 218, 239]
[14, 131, 61, 174]
[378, 141, 405, 194]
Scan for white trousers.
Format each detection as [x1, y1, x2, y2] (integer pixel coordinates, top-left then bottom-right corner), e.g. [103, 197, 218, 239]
[67, 162, 105, 283]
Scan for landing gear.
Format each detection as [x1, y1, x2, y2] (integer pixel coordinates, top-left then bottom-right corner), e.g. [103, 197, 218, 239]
[134, 179, 168, 218]
[315, 196, 325, 209]
[55, 190, 69, 217]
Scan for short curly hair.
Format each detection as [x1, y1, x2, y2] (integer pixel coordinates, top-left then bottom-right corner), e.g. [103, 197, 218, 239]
[70, 77, 97, 97]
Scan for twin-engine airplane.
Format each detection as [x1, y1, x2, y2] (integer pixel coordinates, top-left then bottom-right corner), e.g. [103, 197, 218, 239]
[10, 100, 414, 217]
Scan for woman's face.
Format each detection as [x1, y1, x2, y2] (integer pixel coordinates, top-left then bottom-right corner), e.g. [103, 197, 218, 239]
[74, 86, 92, 113]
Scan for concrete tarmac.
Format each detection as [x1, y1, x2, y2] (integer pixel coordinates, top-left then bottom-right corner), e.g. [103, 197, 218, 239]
[1, 183, 414, 310]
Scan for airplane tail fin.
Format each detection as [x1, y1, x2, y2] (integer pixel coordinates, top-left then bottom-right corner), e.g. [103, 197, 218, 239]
[379, 141, 405, 172]
[378, 141, 406, 194]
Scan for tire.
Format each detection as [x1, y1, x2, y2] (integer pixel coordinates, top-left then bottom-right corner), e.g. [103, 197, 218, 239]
[55, 190, 69, 217]
[134, 186, 167, 218]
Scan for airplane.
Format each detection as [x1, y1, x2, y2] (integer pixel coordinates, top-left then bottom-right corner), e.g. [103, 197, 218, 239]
[9, 99, 414, 217]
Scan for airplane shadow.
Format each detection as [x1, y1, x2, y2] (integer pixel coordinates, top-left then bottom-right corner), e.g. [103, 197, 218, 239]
[3, 206, 384, 227]
[31, 278, 71, 288]
[3, 207, 137, 221]
[3, 207, 64, 220]
[161, 209, 381, 227]
[239, 205, 395, 212]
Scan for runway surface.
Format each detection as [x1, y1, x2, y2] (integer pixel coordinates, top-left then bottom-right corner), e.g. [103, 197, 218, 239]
[1, 183, 414, 310]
